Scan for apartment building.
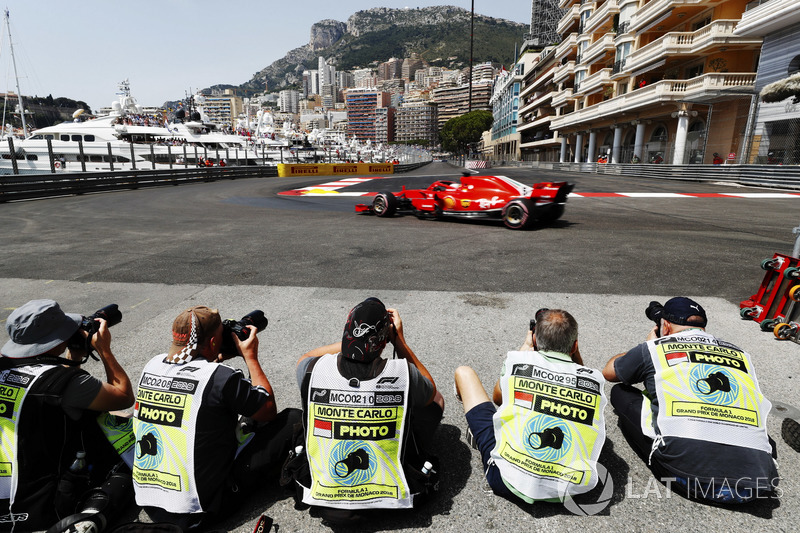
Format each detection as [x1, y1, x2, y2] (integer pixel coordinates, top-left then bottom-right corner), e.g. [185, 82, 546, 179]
[279, 89, 300, 114]
[545, 0, 762, 165]
[488, 57, 537, 159]
[518, 45, 563, 161]
[374, 106, 396, 144]
[432, 78, 493, 130]
[345, 88, 392, 142]
[395, 101, 439, 146]
[201, 90, 243, 129]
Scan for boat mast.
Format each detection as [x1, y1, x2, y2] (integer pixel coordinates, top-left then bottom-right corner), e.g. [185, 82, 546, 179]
[4, 9, 28, 137]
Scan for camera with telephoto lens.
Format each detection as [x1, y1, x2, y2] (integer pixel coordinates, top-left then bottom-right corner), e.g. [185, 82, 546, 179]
[221, 310, 268, 357]
[645, 301, 665, 336]
[68, 304, 123, 360]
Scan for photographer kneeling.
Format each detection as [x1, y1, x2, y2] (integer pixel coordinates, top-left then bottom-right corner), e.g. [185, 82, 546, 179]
[132, 306, 301, 530]
[0, 299, 135, 532]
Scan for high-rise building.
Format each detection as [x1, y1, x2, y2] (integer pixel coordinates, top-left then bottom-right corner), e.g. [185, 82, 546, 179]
[378, 58, 403, 81]
[345, 88, 392, 142]
[517, 45, 562, 162]
[353, 68, 376, 88]
[395, 101, 438, 146]
[279, 89, 300, 114]
[402, 53, 426, 81]
[200, 89, 243, 128]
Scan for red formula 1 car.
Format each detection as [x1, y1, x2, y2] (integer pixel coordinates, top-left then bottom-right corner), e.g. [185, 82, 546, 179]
[355, 173, 574, 230]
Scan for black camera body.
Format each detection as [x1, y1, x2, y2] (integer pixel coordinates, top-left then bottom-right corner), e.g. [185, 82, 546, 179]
[79, 304, 123, 335]
[221, 310, 268, 356]
[645, 301, 664, 336]
[68, 304, 123, 359]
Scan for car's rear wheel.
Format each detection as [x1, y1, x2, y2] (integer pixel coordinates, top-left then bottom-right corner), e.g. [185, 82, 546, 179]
[372, 192, 397, 217]
[502, 199, 536, 229]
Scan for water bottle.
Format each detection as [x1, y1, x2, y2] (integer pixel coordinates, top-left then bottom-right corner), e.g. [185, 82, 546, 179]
[56, 451, 89, 517]
[70, 451, 87, 474]
[421, 461, 433, 475]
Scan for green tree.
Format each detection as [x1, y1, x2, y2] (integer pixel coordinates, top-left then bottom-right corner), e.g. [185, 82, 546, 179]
[440, 110, 493, 154]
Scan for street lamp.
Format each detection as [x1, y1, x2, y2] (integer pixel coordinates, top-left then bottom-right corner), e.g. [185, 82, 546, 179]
[469, 0, 474, 113]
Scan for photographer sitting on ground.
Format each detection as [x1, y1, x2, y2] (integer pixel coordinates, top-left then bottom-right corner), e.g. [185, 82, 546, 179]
[132, 306, 301, 530]
[294, 297, 444, 519]
[454, 309, 607, 504]
[0, 299, 135, 532]
[602, 297, 778, 503]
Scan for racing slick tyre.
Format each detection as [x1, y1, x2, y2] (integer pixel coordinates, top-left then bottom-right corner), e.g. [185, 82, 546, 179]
[782, 417, 800, 453]
[372, 192, 398, 217]
[502, 199, 536, 230]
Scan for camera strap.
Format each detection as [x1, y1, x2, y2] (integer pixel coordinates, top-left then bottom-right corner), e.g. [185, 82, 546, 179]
[0, 355, 82, 369]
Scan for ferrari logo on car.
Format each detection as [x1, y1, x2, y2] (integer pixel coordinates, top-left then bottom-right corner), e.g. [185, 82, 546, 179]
[461, 199, 471, 208]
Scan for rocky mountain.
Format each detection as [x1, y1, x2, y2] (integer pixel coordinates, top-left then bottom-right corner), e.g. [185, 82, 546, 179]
[225, 6, 526, 95]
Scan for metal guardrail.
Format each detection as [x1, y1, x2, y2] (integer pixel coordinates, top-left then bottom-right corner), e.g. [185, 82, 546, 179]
[0, 166, 278, 203]
[0, 162, 431, 203]
[512, 162, 800, 190]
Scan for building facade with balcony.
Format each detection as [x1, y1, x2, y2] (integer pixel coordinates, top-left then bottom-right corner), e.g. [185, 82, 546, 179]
[345, 88, 391, 142]
[488, 60, 529, 160]
[395, 101, 438, 146]
[518, 45, 564, 162]
[550, 0, 762, 165]
[202, 90, 243, 129]
[734, 0, 800, 165]
[432, 80, 493, 130]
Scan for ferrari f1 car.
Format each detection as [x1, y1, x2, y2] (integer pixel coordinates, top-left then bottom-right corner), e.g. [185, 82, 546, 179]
[355, 174, 574, 230]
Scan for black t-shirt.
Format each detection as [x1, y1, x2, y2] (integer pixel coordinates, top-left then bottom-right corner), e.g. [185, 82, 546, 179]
[192, 363, 269, 512]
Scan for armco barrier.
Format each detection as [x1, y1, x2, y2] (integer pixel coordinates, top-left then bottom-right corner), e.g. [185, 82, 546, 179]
[0, 166, 278, 203]
[0, 161, 432, 203]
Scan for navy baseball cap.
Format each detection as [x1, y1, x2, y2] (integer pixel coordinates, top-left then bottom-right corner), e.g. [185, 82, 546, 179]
[662, 297, 707, 328]
[2, 299, 82, 358]
[342, 297, 392, 363]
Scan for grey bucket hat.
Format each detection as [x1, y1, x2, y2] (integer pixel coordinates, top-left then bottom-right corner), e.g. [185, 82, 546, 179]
[2, 299, 82, 358]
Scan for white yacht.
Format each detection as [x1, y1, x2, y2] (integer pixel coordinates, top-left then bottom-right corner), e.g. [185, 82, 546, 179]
[0, 82, 290, 174]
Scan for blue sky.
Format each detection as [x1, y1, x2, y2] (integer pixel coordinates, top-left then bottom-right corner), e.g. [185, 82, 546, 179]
[2, 0, 529, 112]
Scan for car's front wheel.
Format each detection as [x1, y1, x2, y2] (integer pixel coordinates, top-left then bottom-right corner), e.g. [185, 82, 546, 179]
[502, 199, 536, 229]
[372, 192, 398, 217]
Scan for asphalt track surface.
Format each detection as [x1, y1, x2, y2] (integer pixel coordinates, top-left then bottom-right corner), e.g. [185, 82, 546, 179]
[1, 162, 798, 532]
